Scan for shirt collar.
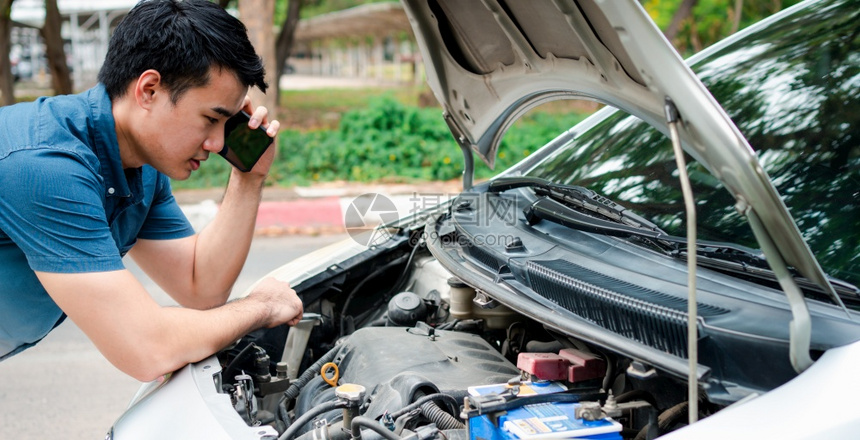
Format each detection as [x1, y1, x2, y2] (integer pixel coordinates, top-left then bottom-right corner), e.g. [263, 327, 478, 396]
[88, 84, 141, 201]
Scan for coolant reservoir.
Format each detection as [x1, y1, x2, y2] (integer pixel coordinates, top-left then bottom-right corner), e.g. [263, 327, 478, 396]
[448, 276, 475, 320]
[472, 292, 518, 330]
[447, 276, 517, 329]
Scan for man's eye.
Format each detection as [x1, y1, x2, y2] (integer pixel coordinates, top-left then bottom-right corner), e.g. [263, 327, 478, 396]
[206, 117, 218, 124]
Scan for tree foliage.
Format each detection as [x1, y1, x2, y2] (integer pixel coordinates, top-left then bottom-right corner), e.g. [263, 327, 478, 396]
[643, 0, 803, 56]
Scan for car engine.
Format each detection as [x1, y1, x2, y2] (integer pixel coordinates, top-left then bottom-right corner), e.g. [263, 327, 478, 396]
[213, 238, 671, 440]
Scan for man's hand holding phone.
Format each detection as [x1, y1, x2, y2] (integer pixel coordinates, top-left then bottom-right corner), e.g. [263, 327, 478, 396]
[219, 99, 280, 174]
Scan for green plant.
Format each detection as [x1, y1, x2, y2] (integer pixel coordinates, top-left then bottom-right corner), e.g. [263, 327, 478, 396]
[173, 95, 593, 189]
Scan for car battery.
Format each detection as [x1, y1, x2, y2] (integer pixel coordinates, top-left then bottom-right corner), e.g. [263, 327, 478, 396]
[465, 382, 622, 440]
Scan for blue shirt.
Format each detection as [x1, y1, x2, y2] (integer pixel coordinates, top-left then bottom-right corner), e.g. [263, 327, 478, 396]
[0, 84, 195, 360]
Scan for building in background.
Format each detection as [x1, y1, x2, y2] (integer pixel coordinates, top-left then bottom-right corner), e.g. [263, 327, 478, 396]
[9, 0, 421, 94]
[11, 0, 134, 89]
[291, 3, 423, 84]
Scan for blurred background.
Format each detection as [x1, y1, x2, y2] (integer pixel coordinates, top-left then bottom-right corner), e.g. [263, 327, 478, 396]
[0, 0, 802, 190]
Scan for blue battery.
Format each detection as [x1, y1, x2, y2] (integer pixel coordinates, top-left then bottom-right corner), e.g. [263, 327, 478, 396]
[466, 382, 622, 440]
[468, 402, 622, 440]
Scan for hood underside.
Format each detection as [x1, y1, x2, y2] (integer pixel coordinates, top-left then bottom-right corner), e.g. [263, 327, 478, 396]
[401, 0, 842, 310]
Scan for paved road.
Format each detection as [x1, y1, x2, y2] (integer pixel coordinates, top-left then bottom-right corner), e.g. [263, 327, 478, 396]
[0, 234, 349, 440]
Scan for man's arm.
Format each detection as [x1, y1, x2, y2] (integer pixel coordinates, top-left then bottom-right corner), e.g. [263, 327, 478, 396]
[36, 269, 302, 382]
[129, 103, 280, 309]
[129, 170, 268, 309]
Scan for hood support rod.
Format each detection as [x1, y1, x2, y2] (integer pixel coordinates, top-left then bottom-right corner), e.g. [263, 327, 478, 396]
[444, 110, 475, 189]
[665, 98, 699, 425]
[459, 141, 475, 190]
[745, 210, 814, 374]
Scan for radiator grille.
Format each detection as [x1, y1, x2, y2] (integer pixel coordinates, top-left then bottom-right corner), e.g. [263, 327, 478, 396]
[466, 242, 502, 271]
[527, 260, 728, 358]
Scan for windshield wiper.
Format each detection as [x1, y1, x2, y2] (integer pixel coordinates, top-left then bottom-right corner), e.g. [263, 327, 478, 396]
[691, 247, 860, 307]
[489, 176, 666, 234]
[509, 185, 859, 308]
[491, 176, 754, 254]
[521, 194, 759, 255]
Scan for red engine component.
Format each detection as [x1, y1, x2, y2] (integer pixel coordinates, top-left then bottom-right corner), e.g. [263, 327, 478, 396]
[517, 348, 606, 383]
[559, 348, 605, 382]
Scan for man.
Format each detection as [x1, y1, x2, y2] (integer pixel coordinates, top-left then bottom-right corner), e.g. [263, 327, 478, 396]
[0, 0, 303, 382]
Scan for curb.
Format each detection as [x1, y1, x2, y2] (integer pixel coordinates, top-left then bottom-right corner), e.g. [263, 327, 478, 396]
[180, 197, 348, 236]
[178, 182, 463, 236]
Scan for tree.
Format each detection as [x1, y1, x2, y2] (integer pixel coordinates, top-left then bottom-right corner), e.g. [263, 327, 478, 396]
[228, 0, 304, 112]
[239, 0, 277, 114]
[274, 0, 302, 107]
[41, 0, 72, 95]
[664, 0, 699, 43]
[0, 0, 14, 106]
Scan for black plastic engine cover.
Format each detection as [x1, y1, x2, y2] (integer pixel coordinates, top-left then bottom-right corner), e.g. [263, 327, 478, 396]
[300, 326, 520, 421]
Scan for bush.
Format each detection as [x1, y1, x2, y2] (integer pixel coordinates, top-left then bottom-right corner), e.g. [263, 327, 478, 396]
[173, 94, 590, 189]
[272, 94, 462, 184]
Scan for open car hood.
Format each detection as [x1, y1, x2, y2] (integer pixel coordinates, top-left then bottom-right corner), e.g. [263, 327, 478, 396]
[401, 0, 844, 313]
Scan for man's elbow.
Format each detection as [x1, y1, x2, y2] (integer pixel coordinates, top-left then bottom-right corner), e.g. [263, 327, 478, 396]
[109, 345, 189, 382]
[175, 287, 232, 310]
[127, 366, 173, 383]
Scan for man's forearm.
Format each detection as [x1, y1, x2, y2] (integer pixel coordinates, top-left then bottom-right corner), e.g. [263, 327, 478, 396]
[138, 277, 302, 381]
[190, 170, 266, 304]
[141, 293, 272, 379]
[144, 291, 283, 379]
[38, 270, 303, 383]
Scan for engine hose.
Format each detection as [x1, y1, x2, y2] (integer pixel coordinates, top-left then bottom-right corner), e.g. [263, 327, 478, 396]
[633, 401, 689, 440]
[278, 403, 290, 432]
[282, 344, 341, 403]
[222, 342, 258, 379]
[388, 393, 460, 420]
[277, 345, 343, 430]
[615, 389, 658, 408]
[279, 400, 348, 440]
[350, 416, 402, 440]
[420, 400, 464, 430]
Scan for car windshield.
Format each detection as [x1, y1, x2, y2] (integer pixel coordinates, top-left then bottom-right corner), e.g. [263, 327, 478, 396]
[523, 0, 859, 287]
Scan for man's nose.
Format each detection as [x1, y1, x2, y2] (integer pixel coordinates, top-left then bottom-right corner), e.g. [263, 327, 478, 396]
[203, 128, 225, 153]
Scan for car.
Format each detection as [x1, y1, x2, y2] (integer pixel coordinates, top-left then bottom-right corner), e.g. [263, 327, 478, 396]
[108, 0, 860, 439]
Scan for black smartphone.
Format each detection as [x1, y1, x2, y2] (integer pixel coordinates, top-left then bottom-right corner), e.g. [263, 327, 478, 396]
[219, 110, 274, 172]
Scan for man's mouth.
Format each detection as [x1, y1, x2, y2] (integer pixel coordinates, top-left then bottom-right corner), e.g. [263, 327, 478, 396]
[190, 158, 202, 171]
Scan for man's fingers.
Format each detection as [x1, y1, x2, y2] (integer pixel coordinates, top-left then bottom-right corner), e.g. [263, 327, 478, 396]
[248, 105, 266, 128]
[265, 120, 280, 137]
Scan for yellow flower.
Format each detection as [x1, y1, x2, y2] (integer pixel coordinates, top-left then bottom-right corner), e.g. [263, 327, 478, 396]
[312, 173, 320, 180]
[523, 150, 530, 156]
[499, 152, 507, 159]
[443, 156, 451, 164]
[389, 154, 397, 161]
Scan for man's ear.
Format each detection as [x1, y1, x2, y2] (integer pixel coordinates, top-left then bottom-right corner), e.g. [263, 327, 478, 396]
[133, 69, 162, 110]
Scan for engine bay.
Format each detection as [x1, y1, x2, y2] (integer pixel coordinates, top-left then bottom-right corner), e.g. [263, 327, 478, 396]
[106, 196, 858, 440]
[213, 237, 702, 440]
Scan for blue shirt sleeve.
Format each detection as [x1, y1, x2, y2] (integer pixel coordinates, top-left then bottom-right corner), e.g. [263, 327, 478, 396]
[0, 148, 125, 273]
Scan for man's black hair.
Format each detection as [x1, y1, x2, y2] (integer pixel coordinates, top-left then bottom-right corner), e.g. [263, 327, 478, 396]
[98, 0, 267, 102]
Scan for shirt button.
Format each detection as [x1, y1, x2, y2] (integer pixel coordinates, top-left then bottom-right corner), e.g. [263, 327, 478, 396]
[108, 187, 115, 195]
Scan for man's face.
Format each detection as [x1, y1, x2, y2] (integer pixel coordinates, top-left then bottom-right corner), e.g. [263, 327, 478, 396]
[142, 68, 248, 180]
